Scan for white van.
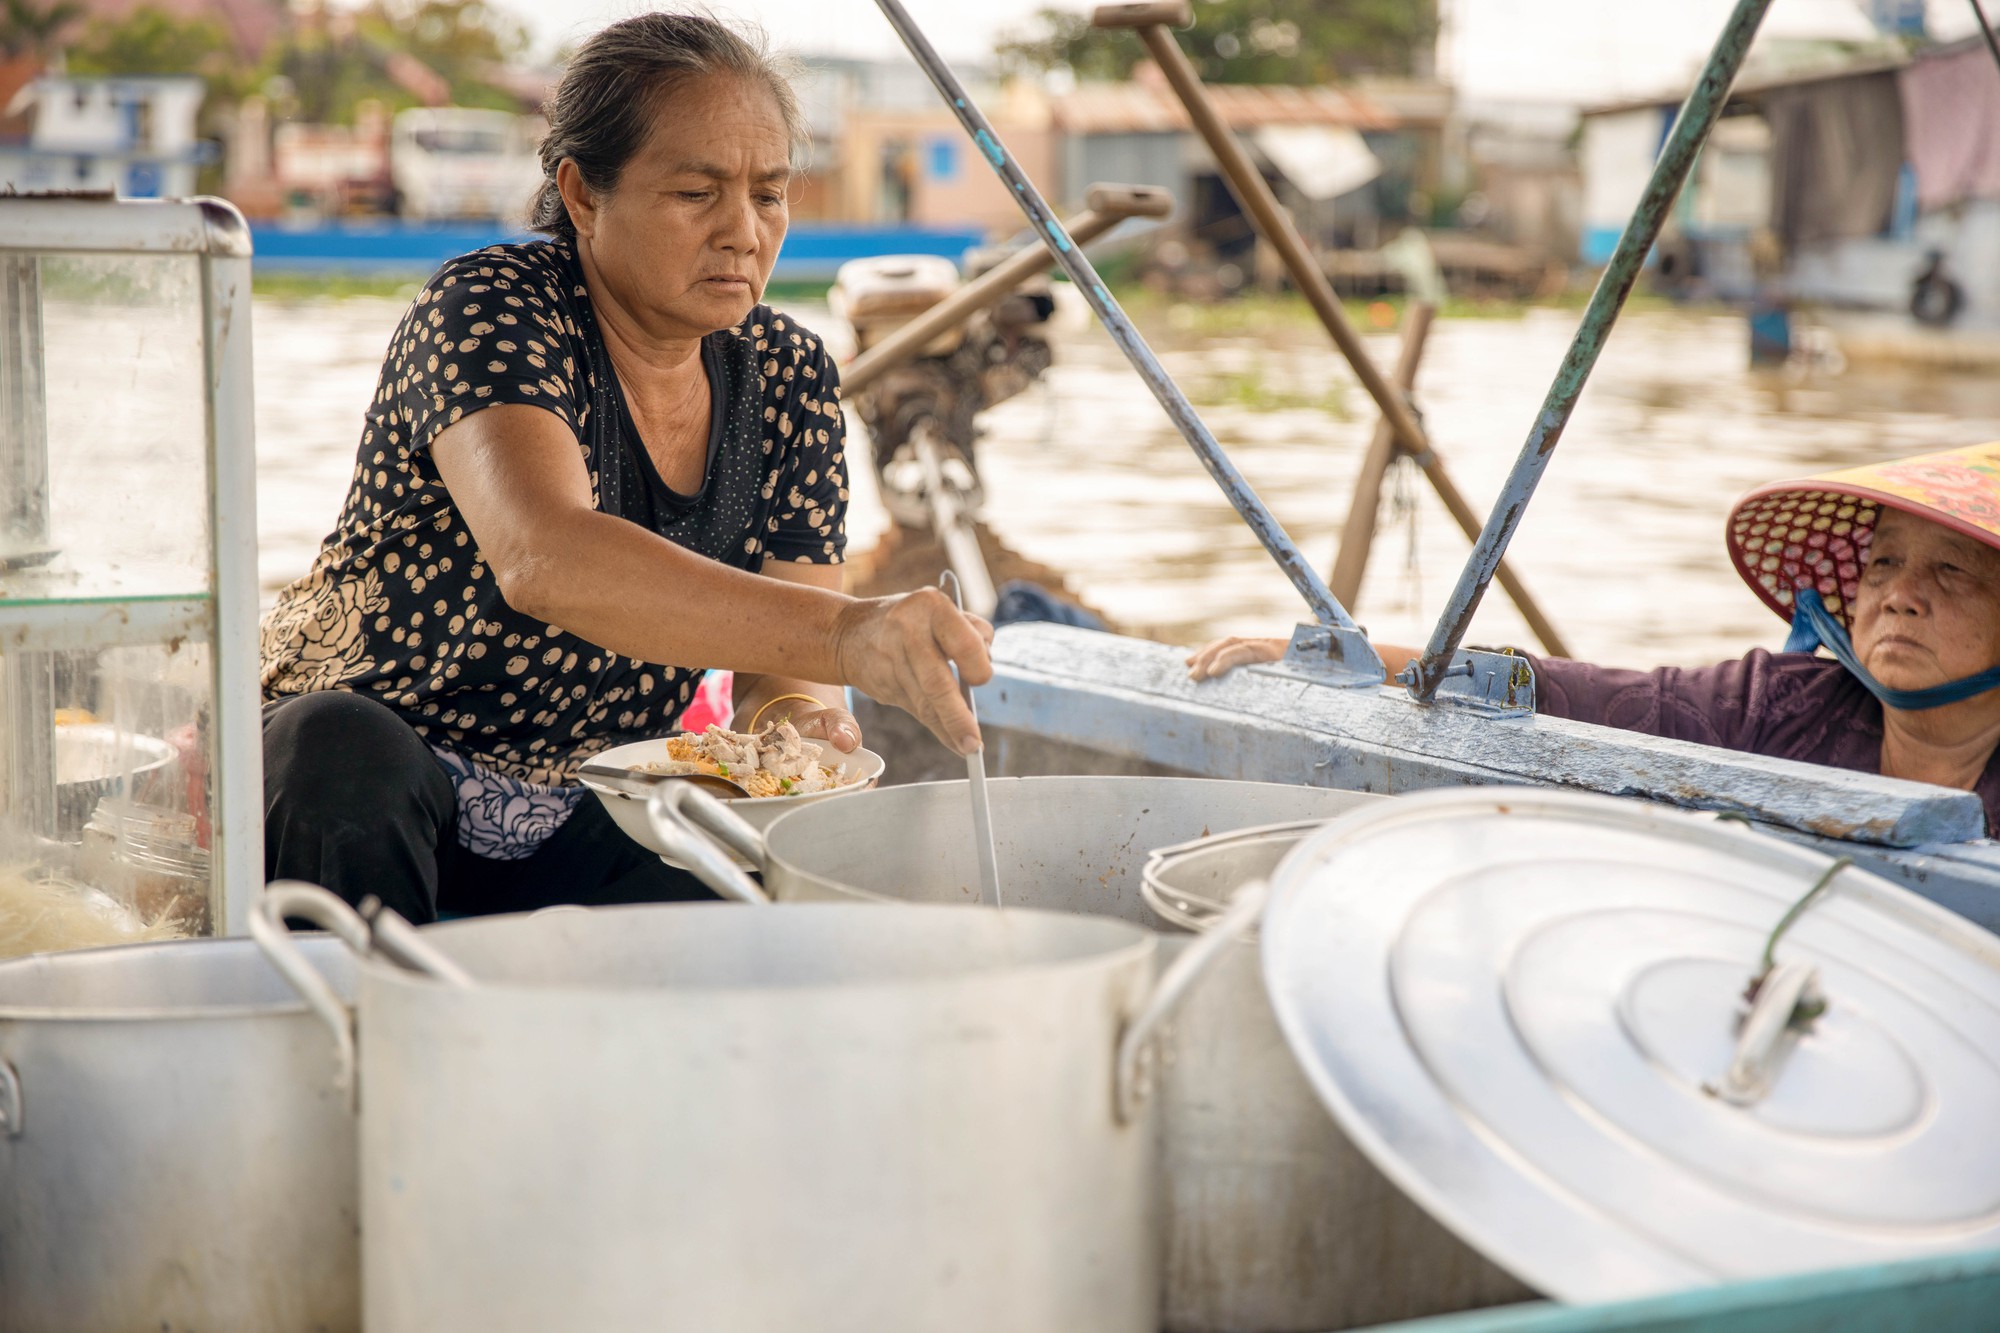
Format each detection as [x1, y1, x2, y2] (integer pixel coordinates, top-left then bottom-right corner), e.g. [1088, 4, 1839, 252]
[389, 107, 544, 222]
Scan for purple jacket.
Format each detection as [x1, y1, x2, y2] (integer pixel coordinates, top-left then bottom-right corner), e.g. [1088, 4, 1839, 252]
[1525, 649, 2000, 836]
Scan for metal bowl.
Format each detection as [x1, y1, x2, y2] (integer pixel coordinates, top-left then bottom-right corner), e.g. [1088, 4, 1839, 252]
[54, 724, 177, 835]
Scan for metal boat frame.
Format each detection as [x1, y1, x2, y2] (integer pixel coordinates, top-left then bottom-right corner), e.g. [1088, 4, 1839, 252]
[865, 0, 2000, 929]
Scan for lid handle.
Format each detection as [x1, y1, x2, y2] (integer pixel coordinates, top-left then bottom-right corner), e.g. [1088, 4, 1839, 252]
[1708, 960, 1825, 1107]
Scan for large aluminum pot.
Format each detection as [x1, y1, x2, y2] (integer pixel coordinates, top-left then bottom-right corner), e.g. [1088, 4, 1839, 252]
[650, 775, 1506, 1332]
[0, 935, 359, 1332]
[252, 882, 1262, 1333]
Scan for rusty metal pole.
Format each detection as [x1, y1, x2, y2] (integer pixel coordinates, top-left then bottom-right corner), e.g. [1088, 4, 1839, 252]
[842, 183, 1172, 396]
[1328, 301, 1433, 607]
[1096, 4, 1423, 446]
[1408, 0, 1773, 699]
[1091, 3, 1569, 656]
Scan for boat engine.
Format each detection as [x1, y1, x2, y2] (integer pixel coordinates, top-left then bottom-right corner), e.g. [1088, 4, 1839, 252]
[832, 252, 1057, 528]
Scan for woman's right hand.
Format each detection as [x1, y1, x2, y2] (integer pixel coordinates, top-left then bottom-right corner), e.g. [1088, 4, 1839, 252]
[831, 589, 995, 756]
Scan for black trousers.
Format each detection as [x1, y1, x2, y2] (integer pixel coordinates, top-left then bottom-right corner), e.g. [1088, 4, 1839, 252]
[263, 691, 716, 924]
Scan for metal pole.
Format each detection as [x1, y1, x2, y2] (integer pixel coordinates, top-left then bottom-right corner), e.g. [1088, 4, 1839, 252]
[870, 0, 1367, 638]
[197, 201, 264, 937]
[1972, 0, 2000, 78]
[1407, 0, 1775, 701]
[1097, 5, 1567, 655]
[843, 183, 1171, 396]
[0, 256, 55, 838]
[912, 422, 999, 619]
[1328, 301, 1433, 606]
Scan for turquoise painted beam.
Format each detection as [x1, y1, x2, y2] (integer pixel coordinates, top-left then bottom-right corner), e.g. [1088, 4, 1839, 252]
[1356, 1248, 2000, 1331]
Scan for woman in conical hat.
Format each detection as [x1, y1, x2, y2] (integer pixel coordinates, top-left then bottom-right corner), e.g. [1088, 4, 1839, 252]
[1186, 442, 2000, 831]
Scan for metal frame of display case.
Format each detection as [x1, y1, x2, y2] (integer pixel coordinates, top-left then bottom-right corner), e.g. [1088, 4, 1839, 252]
[0, 195, 262, 936]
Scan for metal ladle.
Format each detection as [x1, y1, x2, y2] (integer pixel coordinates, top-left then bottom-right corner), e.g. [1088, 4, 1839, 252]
[940, 570, 1003, 908]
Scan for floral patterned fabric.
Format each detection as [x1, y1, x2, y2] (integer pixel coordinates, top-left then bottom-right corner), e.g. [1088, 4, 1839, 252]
[1728, 441, 2000, 627]
[262, 238, 848, 823]
[428, 746, 586, 862]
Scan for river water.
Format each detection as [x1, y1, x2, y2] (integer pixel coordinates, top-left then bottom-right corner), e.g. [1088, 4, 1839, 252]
[253, 291, 2000, 671]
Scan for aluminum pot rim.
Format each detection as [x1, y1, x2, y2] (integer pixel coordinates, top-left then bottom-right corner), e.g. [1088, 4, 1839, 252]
[753, 774, 1355, 884]
[0, 934, 349, 1024]
[368, 900, 1160, 999]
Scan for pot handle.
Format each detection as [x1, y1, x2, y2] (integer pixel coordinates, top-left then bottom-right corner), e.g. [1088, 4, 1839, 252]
[250, 883, 368, 1096]
[646, 784, 773, 905]
[249, 882, 473, 1097]
[1113, 878, 1269, 1125]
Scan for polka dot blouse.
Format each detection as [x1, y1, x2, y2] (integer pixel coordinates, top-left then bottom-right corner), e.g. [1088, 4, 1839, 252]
[260, 239, 849, 786]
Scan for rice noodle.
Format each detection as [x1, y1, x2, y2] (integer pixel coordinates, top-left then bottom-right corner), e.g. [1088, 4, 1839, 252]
[0, 866, 189, 960]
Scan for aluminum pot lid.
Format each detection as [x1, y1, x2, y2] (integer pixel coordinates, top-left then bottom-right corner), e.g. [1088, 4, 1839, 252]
[1259, 788, 2000, 1305]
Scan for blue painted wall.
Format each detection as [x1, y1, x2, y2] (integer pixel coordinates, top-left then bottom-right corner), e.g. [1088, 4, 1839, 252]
[248, 220, 989, 282]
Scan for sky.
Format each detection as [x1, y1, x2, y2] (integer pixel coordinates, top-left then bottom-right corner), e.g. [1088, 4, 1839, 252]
[488, 0, 1993, 104]
[492, 0, 1053, 64]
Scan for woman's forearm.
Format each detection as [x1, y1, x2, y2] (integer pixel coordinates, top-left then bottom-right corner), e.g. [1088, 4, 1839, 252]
[501, 508, 849, 679]
[436, 406, 851, 680]
[431, 406, 992, 755]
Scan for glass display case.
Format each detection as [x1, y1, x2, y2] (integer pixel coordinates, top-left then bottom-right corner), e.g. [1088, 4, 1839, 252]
[0, 196, 261, 945]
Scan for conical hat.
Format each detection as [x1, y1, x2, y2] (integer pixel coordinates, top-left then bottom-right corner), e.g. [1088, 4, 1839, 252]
[1727, 442, 2000, 628]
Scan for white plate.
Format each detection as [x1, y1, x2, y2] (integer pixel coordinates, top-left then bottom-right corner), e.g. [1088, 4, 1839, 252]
[584, 734, 884, 863]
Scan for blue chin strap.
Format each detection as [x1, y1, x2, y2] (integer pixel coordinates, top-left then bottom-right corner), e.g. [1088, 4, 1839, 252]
[1784, 587, 2000, 710]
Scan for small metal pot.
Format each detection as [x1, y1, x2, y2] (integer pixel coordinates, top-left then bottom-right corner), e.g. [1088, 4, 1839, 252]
[253, 882, 1262, 1333]
[650, 776, 1517, 1331]
[1143, 822, 1533, 1330]
[0, 935, 359, 1332]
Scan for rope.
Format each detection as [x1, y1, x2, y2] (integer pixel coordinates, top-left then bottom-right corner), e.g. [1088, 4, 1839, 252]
[1784, 589, 2000, 710]
[1391, 454, 1422, 613]
[1759, 855, 1851, 976]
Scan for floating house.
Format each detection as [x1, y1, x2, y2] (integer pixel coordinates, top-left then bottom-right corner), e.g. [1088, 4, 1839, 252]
[0, 76, 211, 199]
[1578, 35, 2000, 329]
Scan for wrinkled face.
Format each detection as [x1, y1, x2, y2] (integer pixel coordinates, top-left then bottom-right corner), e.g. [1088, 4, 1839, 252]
[569, 72, 791, 338]
[1849, 509, 2000, 691]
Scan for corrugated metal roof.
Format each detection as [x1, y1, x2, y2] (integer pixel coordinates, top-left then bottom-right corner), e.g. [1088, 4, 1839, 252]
[1054, 79, 1397, 136]
[1581, 46, 1911, 118]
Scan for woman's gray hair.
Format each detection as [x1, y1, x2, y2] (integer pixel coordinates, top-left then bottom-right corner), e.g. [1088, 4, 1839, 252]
[529, 11, 805, 238]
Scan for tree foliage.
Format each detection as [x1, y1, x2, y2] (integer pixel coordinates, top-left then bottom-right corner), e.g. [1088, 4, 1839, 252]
[0, 0, 82, 61]
[65, 7, 248, 97]
[50, 0, 529, 123]
[266, 0, 528, 123]
[996, 0, 1437, 85]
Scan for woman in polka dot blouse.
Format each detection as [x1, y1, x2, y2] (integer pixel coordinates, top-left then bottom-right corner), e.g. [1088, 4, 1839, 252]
[259, 14, 991, 921]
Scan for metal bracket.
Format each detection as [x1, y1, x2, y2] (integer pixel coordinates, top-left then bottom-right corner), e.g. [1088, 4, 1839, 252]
[0, 1059, 21, 1136]
[1397, 649, 1536, 717]
[1271, 623, 1386, 688]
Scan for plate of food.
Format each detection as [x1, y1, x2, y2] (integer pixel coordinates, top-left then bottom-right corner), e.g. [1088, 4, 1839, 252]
[583, 721, 884, 860]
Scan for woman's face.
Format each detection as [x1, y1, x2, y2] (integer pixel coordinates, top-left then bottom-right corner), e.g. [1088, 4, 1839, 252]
[1849, 509, 2000, 690]
[572, 72, 791, 339]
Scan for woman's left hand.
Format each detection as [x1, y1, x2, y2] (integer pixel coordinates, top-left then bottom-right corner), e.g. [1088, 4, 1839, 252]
[785, 704, 863, 753]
